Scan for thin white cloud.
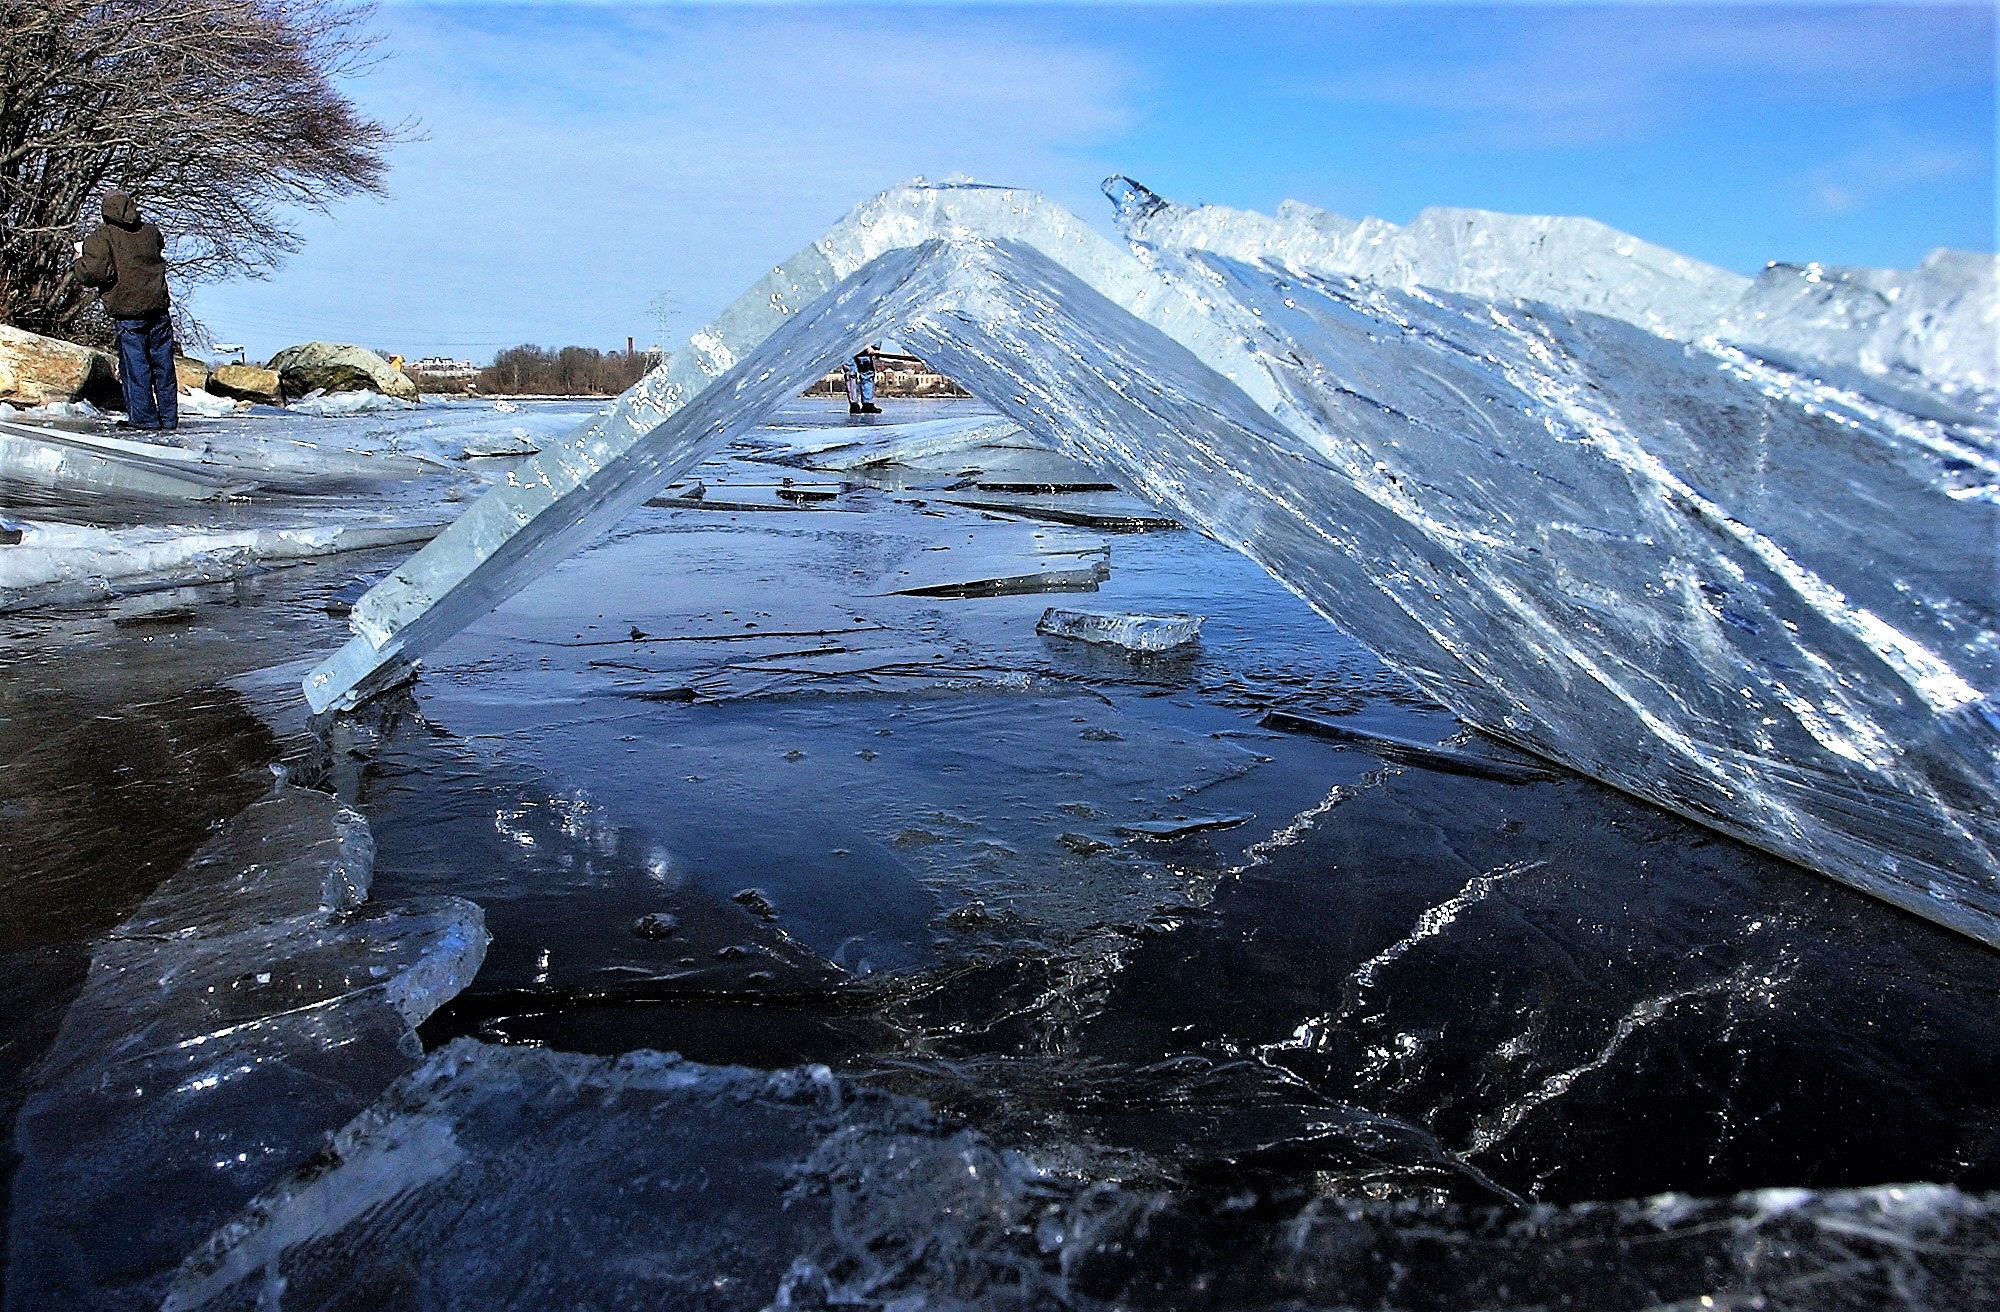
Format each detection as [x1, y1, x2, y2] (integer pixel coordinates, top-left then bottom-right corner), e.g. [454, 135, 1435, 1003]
[1314, 6, 1993, 149]
[1806, 140, 1987, 216]
[190, 7, 1136, 357]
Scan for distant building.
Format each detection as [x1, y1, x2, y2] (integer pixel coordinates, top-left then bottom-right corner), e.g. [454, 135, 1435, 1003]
[409, 356, 478, 378]
[804, 350, 972, 400]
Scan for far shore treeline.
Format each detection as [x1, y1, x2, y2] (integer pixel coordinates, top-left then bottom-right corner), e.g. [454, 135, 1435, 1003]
[429, 344, 655, 397]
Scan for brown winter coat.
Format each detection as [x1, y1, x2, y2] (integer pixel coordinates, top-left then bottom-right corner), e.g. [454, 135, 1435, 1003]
[72, 191, 171, 319]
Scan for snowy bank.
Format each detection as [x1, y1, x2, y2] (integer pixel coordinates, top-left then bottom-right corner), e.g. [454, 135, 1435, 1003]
[0, 518, 447, 611]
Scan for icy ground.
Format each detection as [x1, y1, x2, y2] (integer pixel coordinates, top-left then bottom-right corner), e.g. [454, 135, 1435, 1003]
[2, 399, 1995, 1308]
[0, 397, 588, 609]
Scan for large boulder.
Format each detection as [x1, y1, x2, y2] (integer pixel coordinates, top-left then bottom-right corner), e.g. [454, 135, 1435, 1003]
[173, 355, 210, 391]
[207, 364, 282, 406]
[266, 342, 419, 402]
[0, 324, 121, 408]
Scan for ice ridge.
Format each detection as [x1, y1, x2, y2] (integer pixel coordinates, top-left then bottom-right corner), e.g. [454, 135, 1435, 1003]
[1104, 175, 1753, 343]
[1106, 175, 1997, 414]
[299, 177, 1998, 952]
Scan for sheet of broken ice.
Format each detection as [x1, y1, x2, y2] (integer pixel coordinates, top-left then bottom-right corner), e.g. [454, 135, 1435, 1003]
[762, 411, 1029, 469]
[0, 518, 446, 612]
[287, 388, 419, 418]
[160, 1039, 1997, 1311]
[0, 419, 257, 501]
[0, 414, 441, 504]
[4, 787, 486, 1312]
[391, 579, 1267, 979]
[1039, 606, 1204, 652]
[328, 447, 1405, 1000]
[0, 398, 597, 509]
[302, 179, 1997, 951]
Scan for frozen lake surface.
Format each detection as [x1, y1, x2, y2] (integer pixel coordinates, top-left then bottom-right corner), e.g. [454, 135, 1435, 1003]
[2, 398, 1995, 1307]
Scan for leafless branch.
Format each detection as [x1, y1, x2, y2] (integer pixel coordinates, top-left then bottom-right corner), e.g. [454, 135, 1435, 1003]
[0, 0, 401, 340]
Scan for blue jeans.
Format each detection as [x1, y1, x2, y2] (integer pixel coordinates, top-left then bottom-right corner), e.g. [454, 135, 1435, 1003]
[857, 368, 875, 404]
[114, 313, 178, 429]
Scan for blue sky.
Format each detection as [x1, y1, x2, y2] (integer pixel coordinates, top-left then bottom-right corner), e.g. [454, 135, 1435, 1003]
[186, 2, 1997, 361]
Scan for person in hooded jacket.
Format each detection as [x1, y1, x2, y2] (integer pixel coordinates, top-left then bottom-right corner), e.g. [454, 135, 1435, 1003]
[71, 190, 178, 430]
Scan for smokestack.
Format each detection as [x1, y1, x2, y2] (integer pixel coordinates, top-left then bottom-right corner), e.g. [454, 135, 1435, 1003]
[627, 336, 634, 357]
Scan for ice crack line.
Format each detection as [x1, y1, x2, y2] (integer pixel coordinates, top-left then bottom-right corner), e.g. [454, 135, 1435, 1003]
[1261, 857, 1545, 1060]
[1350, 858, 1547, 998]
[1461, 958, 1789, 1159]
[1225, 780, 1359, 877]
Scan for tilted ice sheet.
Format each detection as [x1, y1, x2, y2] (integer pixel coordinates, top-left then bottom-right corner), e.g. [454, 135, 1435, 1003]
[300, 179, 1999, 949]
[1105, 176, 1752, 342]
[5, 787, 487, 1312]
[1083, 239, 1998, 940]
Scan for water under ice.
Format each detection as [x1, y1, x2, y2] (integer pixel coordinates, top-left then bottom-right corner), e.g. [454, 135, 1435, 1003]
[1037, 606, 1205, 652]
[301, 178, 1998, 952]
[4, 786, 487, 1311]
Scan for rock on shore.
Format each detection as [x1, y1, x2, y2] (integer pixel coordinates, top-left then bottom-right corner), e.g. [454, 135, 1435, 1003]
[206, 364, 282, 406]
[267, 342, 419, 402]
[173, 356, 209, 391]
[0, 324, 121, 408]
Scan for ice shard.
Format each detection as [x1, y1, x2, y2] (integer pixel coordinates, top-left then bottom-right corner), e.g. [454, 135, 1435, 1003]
[1038, 607, 1205, 652]
[5, 787, 487, 1311]
[300, 179, 1998, 950]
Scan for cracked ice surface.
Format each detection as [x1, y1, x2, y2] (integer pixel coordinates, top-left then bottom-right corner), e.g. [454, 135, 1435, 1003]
[303, 179, 1997, 949]
[162, 1040, 1998, 1311]
[5, 787, 487, 1312]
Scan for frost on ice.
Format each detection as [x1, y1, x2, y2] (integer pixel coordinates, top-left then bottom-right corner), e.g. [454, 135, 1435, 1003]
[300, 178, 1997, 950]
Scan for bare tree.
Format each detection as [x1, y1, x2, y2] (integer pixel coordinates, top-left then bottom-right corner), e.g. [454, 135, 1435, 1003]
[0, 0, 397, 342]
[479, 344, 649, 397]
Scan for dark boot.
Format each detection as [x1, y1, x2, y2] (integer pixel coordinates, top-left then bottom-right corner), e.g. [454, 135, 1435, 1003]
[861, 402, 881, 414]
[848, 401, 861, 414]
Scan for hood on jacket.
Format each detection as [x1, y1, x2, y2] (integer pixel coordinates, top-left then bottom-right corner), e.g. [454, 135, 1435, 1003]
[102, 191, 140, 226]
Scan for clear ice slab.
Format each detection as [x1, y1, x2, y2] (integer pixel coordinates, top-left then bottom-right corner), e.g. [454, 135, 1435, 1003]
[162, 1041, 886, 1312]
[5, 787, 487, 1312]
[301, 179, 1998, 950]
[1038, 606, 1205, 652]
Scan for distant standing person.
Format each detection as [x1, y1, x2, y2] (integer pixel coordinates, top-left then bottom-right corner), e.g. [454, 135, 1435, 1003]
[853, 347, 881, 414]
[842, 359, 863, 414]
[71, 190, 177, 430]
